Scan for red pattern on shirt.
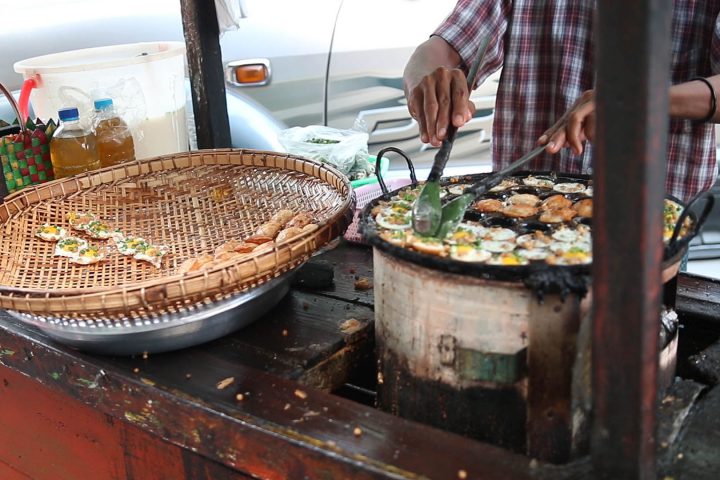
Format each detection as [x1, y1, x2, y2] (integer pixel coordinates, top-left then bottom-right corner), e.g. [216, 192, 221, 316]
[435, 0, 720, 201]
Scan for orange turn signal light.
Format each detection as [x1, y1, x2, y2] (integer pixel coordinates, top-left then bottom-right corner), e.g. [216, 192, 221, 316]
[233, 64, 268, 85]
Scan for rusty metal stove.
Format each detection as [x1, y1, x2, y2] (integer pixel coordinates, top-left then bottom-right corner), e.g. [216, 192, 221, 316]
[360, 166, 709, 464]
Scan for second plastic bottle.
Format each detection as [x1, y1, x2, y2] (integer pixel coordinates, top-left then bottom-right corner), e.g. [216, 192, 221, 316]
[93, 98, 136, 167]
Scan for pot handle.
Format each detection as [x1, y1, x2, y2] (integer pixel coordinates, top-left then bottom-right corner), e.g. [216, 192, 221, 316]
[374, 147, 417, 196]
[668, 191, 715, 248]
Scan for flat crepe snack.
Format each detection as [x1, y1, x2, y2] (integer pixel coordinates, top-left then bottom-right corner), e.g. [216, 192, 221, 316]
[55, 237, 89, 258]
[36, 224, 67, 242]
[69, 245, 107, 265]
[86, 220, 119, 240]
[66, 211, 96, 231]
[114, 236, 149, 256]
[133, 244, 169, 269]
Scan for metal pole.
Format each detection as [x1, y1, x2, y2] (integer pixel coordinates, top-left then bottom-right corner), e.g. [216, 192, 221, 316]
[592, 1, 672, 478]
[180, 0, 232, 149]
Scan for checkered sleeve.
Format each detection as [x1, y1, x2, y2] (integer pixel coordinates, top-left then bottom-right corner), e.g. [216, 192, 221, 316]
[712, 13, 720, 74]
[433, 0, 510, 88]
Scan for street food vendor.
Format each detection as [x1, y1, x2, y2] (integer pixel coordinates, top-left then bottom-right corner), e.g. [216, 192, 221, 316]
[403, 0, 720, 203]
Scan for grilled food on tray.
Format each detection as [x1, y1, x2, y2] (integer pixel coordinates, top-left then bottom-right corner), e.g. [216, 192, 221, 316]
[370, 174, 692, 266]
[178, 210, 318, 274]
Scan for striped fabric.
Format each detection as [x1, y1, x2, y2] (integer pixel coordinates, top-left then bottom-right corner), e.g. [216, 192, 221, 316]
[435, 0, 720, 201]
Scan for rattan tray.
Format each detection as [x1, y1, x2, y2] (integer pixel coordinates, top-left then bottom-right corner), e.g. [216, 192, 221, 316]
[0, 149, 353, 318]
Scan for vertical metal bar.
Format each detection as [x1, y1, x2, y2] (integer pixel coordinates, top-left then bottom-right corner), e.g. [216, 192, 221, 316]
[180, 0, 232, 149]
[592, 1, 672, 478]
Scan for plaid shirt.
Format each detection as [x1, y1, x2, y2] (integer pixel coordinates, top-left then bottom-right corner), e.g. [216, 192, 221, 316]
[435, 0, 720, 201]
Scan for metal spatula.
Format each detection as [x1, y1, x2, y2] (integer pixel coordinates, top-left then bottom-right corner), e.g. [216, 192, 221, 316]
[412, 36, 492, 236]
[435, 145, 547, 239]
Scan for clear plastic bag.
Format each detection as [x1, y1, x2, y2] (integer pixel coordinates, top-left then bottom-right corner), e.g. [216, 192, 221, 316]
[277, 124, 369, 175]
[215, 0, 246, 35]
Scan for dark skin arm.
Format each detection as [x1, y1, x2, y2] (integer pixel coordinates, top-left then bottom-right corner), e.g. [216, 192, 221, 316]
[403, 36, 475, 147]
[405, 36, 720, 153]
[540, 76, 720, 155]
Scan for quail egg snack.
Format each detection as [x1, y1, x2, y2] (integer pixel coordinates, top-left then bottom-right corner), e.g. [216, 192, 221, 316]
[35, 211, 169, 269]
[69, 245, 108, 265]
[35, 223, 67, 242]
[369, 174, 691, 266]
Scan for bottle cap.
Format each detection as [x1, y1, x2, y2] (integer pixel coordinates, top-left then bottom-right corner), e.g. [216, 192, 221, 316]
[94, 98, 114, 111]
[58, 108, 80, 122]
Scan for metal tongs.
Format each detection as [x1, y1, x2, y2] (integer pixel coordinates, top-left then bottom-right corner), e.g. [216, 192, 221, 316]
[412, 36, 492, 236]
[435, 145, 547, 239]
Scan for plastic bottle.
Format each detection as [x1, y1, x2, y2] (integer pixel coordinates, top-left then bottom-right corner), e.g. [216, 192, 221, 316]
[49, 107, 100, 178]
[92, 98, 136, 167]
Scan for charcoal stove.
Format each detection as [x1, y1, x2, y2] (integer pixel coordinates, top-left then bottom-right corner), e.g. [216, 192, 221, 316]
[360, 149, 714, 463]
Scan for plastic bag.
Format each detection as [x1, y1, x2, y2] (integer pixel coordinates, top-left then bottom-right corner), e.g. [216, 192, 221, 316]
[215, 0, 246, 35]
[278, 125, 369, 175]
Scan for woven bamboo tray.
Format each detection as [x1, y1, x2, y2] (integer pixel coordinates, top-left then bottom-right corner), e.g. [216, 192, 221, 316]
[0, 149, 354, 318]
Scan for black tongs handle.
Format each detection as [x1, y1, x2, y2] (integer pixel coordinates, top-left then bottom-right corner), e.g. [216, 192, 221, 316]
[467, 145, 547, 197]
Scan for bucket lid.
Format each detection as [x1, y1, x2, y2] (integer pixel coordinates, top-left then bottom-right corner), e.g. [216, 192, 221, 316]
[13, 42, 186, 76]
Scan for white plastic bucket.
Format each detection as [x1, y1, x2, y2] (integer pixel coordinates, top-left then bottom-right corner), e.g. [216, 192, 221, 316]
[14, 42, 189, 160]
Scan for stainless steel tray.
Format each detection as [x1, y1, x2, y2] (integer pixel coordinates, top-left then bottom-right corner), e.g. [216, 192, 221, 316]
[6, 273, 292, 356]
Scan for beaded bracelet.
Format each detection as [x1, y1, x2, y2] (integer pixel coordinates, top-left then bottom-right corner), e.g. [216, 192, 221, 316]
[692, 77, 717, 123]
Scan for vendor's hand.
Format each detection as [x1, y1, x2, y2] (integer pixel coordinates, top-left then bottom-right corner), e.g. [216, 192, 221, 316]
[407, 67, 475, 147]
[538, 90, 596, 155]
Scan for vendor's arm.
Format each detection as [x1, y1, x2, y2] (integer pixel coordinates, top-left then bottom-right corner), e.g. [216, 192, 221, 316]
[403, 36, 475, 147]
[669, 76, 720, 121]
[539, 75, 720, 155]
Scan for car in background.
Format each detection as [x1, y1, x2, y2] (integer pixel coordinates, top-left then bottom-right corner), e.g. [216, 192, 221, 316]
[0, 0, 495, 166]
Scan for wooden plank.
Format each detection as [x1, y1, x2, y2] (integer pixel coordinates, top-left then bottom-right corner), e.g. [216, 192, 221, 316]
[0, 460, 32, 480]
[297, 243, 375, 308]
[228, 290, 373, 371]
[0, 285, 374, 393]
[0, 367, 254, 479]
[0, 318, 535, 480]
[179, 0, 231, 149]
[97, 291, 373, 395]
[155, 290, 373, 390]
[592, 1, 672, 478]
[677, 273, 720, 322]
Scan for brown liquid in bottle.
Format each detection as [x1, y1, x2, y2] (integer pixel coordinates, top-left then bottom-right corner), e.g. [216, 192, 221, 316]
[95, 116, 135, 167]
[50, 109, 100, 178]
